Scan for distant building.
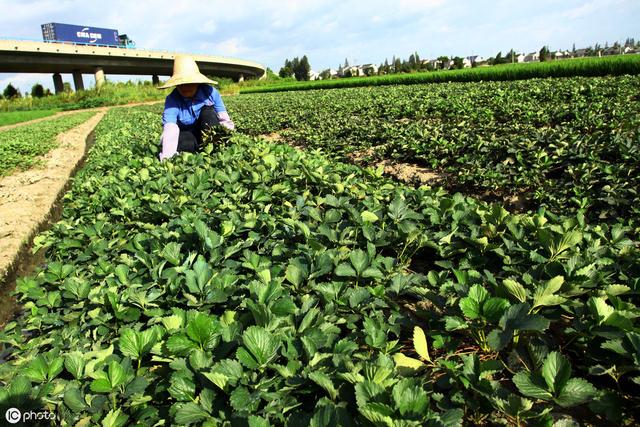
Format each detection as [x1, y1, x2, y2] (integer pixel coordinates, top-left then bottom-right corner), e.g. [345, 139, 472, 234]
[524, 52, 540, 62]
[360, 64, 379, 76]
[572, 48, 589, 58]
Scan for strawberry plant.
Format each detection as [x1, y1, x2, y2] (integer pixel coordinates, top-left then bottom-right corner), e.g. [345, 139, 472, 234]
[0, 101, 639, 425]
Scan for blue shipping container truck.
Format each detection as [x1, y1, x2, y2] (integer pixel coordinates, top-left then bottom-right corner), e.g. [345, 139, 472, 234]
[41, 23, 120, 47]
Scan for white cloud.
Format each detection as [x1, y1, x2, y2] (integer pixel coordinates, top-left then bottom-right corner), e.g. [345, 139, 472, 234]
[201, 37, 246, 57]
[199, 19, 217, 35]
[561, 0, 628, 19]
[398, 0, 445, 12]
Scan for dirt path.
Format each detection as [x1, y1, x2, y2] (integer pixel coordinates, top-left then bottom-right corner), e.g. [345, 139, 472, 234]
[0, 100, 161, 132]
[0, 112, 106, 326]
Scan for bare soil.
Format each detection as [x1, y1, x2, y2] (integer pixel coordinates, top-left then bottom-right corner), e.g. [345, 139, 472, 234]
[0, 112, 105, 327]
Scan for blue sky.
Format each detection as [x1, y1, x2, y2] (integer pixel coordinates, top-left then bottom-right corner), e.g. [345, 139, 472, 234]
[1, 0, 639, 93]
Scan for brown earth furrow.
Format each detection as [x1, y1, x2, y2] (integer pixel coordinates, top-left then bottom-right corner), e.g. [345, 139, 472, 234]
[0, 111, 105, 326]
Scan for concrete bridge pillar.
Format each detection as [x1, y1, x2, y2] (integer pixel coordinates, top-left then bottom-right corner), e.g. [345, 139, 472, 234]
[73, 71, 84, 91]
[152, 74, 159, 85]
[237, 73, 244, 83]
[94, 67, 105, 89]
[52, 73, 63, 94]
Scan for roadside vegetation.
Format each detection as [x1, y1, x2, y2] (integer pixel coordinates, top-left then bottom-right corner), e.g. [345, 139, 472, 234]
[0, 82, 166, 113]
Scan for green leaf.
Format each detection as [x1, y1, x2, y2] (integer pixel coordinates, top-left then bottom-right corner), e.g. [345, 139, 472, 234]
[230, 386, 261, 412]
[500, 303, 549, 331]
[119, 327, 157, 361]
[605, 284, 630, 296]
[90, 377, 114, 393]
[161, 242, 182, 266]
[4, 375, 31, 404]
[361, 267, 384, 279]
[483, 298, 510, 323]
[512, 371, 553, 400]
[444, 316, 467, 331]
[64, 386, 88, 412]
[162, 315, 184, 331]
[203, 372, 228, 390]
[185, 258, 214, 294]
[555, 378, 596, 407]
[101, 409, 129, 427]
[108, 360, 128, 388]
[257, 268, 272, 285]
[167, 334, 198, 356]
[360, 211, 379, 223]
[459, 298, 481, 320]
[392, 379, 429, 416]
[460, 284, 489, 319]
[541, 351, 571, 393]
[206, 359, 244, 389]
[242, 326, 280, 367]
[285, 261, 307, 287]
[309, 371, 338, 400]
[236, 347, 260, 369]
[502, 278, 527, 303]
[248, 415, 271, 427]
[355, 380, 386, 408]
[64, 351, 85, 379]
[487, 328, 513, 351]
[24, 354, 63, 383]
[169, 373, 196, 402]
[174, 402, 209, 425]
[186, 313, 220, 350]
[588, 297, 614, 324]
[114, 264, 129, 285]
[349, 249, 369, 276]
[532, 276, 566, 310]
[335, 263, 357, 278]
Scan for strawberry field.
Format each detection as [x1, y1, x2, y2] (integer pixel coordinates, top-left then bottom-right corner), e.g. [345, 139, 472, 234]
[0, 75, 639, 427]
[226, 75, 640, 232]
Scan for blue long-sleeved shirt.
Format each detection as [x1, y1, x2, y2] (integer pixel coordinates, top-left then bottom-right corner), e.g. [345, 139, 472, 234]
[162, 84, 228, 128]
[159, 84, 234, 160]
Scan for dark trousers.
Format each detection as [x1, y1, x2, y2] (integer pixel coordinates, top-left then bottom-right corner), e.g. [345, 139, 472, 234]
[177, 106, 220, 153]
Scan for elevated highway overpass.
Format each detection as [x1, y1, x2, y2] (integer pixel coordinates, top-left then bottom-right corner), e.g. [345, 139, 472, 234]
[0, 39, 266, 93]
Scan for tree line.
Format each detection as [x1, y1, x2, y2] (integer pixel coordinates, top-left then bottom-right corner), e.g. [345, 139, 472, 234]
[0, 83, 54, 100]
[276, 36, 640, 81]
[278, 56, 311, 81]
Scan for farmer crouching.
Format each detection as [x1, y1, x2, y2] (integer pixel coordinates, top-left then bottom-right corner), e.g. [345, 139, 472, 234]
[158, 55, 235, 160]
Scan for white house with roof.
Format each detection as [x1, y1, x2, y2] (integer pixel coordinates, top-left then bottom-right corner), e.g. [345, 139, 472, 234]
[360, 64, 379, 76]
[473, 56, 490, 66]
[524, 52, 540, 62]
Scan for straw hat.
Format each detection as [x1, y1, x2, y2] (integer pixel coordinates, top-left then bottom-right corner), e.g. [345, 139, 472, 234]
[158, 54, 218, 89]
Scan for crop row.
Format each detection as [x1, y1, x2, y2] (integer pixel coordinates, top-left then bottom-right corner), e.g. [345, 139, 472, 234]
[0, 111, 96, 177]
[241, 55, 640, 94]
[0, 107, 638, 425]
[0, 109, 59, 127]
[225, 75, 640, 233]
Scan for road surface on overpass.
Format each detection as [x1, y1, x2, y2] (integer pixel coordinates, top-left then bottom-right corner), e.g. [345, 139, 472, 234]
[0, 39, 266, 93]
